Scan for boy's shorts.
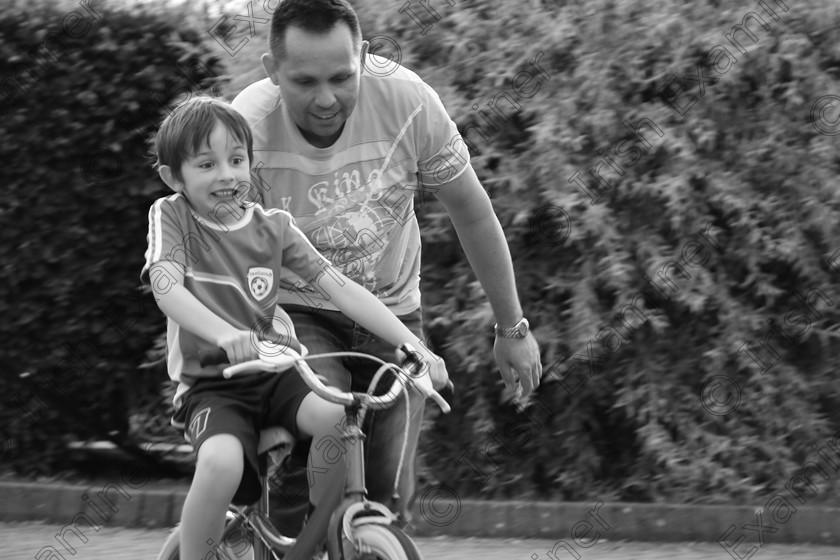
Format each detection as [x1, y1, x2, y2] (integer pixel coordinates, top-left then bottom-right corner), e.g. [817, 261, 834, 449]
[172, 369, 312, 505]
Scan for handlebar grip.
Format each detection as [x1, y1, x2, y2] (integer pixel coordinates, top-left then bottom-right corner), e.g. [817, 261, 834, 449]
[426, 386, 451, 414]
[222, 360, 265, 379]
[198, 329, 302, 368]
[200, 344, 301, 379]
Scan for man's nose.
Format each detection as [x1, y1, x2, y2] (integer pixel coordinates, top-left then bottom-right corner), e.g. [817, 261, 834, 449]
[314, 86, 337, 109]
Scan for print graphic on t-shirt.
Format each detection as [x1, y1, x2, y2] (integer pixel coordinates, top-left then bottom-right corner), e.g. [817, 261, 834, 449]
[299, 107, 421, 291]
[303, 167, 402, 290]
[248, 267, 274, 301]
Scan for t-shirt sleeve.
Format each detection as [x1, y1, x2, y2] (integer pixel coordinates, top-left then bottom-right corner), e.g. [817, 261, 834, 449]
[231, 79, 267, 123]
[232, 78, 279, 131]
[140, 197, 189, 286]
[413, 81, 471, 190]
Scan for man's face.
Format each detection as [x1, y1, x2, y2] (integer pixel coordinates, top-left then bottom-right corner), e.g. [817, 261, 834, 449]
[263, 22, 362, 148]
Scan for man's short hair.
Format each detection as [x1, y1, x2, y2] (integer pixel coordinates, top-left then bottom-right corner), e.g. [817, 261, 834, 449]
[268, 0, 363, 60]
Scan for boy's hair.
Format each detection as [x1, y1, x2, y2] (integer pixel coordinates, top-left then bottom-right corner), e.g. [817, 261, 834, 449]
[268, 0, 363, 61]
[152, 96, 254, 183]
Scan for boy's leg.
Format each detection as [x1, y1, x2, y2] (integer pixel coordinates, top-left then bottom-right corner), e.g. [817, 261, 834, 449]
[294, 392, 349, 508]
[263, 330, 352, 534]
[176, 383, 263, 560]
[181, 434, 244, 560]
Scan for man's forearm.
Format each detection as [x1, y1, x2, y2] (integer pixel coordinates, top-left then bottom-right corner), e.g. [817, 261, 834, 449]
[450, 212, 523, 326]
[434, 168, 541, 392]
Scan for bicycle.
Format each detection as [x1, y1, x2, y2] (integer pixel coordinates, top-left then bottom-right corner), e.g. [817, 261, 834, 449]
[157, 342, 451, 560]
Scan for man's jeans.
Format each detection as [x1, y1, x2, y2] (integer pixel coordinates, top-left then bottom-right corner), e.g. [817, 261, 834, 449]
[269, 304, 426, 533]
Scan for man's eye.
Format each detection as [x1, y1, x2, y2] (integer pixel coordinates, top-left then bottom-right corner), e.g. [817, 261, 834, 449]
[334, 74, 350, 82]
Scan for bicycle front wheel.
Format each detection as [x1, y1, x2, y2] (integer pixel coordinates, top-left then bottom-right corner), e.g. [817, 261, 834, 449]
[157, 512, 256, 560]
[351, 524, 423, 560]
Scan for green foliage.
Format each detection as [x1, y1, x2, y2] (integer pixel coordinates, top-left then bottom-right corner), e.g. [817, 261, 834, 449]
[358, 0, 840, 503]
[0, 0, 224, 472]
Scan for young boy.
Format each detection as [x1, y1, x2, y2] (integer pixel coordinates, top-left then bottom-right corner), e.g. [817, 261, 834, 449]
[141, 96, 447, 560]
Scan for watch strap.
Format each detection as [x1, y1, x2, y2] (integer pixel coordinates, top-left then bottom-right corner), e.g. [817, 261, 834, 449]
[494, 317, 529, 338]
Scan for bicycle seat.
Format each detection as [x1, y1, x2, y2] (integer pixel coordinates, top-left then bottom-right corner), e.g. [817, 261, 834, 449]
[257, 426, 295, 455]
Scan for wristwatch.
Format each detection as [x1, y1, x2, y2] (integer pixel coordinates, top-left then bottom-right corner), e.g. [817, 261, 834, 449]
[494, 317, 530, 338]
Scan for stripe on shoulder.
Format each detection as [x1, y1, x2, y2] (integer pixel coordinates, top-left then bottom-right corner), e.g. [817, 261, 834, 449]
[254, 205, 294, 220]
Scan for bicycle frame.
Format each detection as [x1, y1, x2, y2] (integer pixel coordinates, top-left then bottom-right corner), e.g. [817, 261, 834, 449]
[215, 347, 436, 560]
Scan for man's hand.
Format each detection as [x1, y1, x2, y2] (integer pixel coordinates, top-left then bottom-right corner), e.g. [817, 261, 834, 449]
[216, 329, 259, 364]
[494, 332, 542, 400]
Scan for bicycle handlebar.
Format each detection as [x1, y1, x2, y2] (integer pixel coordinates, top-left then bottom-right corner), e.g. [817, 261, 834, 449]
[199, 343, 451, 413]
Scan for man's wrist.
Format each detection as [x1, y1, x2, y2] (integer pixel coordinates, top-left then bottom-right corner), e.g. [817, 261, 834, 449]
[494, 306, 525, 327]
[494, 317, 530, 339]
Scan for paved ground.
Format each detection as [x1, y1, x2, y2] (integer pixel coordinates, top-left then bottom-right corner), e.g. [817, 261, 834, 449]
[6, 521, 840, 560]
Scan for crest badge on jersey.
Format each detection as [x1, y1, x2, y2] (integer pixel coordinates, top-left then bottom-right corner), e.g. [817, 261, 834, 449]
[247, 267, 274, 301]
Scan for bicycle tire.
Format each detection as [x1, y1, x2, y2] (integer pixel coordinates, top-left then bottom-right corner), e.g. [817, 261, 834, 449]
[157, 513, 257, 560]
[351, 523, 423, 560]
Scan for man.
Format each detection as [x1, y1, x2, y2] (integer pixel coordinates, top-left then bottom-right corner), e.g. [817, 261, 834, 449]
[232, 0, 541, 531]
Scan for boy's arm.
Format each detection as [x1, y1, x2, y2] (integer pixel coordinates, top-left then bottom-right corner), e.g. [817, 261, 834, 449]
[150, 261, 257, 364]
[315, 267, 449, 390]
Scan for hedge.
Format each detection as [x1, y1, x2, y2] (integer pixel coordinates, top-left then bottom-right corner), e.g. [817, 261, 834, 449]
[5, 0, 840, 507]
[357, 0, 840, 503]
[0, 0, 223, 473]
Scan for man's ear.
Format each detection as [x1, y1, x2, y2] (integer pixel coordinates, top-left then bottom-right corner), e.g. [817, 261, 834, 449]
[159, 165, 183, 192]
[261, 53, 280, 85]
[359, 40, 370, 74]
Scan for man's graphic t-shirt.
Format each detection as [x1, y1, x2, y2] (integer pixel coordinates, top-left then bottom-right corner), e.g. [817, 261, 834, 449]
[232, 56, 471, 315]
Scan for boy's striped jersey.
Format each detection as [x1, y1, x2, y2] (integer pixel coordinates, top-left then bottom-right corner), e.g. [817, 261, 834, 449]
[141, 194, 331, 405]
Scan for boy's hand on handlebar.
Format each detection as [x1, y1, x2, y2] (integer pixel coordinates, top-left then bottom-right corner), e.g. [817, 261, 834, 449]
[397, 343, 453, 413]
[417, 346, 450, 391]
[399, 342, 449, 390]
[216, 330, 259, 364]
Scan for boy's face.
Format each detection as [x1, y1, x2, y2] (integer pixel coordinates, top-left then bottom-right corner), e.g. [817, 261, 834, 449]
[262, 22, 362, 148]
[160, 121, 251, 222]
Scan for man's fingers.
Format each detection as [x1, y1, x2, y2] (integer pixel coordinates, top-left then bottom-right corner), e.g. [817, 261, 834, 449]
[519, 372, 534, 399]
[518, 375, 532, 398]
[498, 362, 516, 391]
